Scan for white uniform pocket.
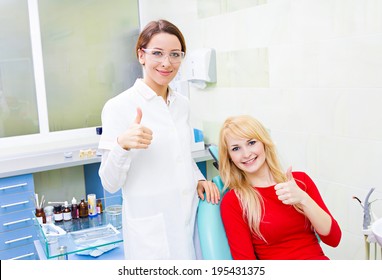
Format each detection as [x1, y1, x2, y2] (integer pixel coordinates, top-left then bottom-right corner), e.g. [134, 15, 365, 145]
[125, 213, 170, 259]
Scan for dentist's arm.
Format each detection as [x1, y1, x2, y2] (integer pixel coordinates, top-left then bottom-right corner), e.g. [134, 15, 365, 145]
[99, 108, 153, 193]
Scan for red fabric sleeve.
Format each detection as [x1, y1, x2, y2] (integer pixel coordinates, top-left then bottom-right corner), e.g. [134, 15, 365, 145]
[220, 190, 257, 259]
[294, 172, 342, 247]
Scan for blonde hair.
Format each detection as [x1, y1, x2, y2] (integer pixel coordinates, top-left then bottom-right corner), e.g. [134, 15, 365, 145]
[218, 115, 287, 240]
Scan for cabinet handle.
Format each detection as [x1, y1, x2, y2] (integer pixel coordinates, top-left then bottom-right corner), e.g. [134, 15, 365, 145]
[4, 235, 33, 244]
[1, 200, 30, 208]
[10, 252, 35, 260]
[3, 218, 32, 226]
[0, 183, 27, 191]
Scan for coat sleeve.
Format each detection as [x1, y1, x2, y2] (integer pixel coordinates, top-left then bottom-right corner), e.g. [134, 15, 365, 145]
[220, 190, 257, 259]
[192, 160, 205, 181]
[98, 97, 134, 194]
[98, 144, 132, 194]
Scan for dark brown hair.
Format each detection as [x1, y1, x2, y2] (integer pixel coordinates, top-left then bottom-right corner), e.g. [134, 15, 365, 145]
[135, 19, 186, 58]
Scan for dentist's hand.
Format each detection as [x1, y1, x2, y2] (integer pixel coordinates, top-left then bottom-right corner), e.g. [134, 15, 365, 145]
[117, 107, 153, 150]
[274, 166, 308, 206]
[197, 180, 221, 204]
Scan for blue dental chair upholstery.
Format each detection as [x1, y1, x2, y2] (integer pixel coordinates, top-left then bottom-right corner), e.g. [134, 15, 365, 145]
[197, 145, 232, 260]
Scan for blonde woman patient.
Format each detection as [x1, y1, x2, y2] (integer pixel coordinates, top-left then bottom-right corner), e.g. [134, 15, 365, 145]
[218, 115, 341, 260]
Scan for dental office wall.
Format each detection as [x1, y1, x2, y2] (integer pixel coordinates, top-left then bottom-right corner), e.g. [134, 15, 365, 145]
[139, 0, 382, 259]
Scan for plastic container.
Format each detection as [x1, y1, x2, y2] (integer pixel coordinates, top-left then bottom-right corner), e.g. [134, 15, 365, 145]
[87, 194, 97, 217]
[44, 206, 54, 224]
[105, 205, 122, 229]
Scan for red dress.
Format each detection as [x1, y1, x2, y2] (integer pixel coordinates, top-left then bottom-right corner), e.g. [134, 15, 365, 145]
[220, 172, 341, 260]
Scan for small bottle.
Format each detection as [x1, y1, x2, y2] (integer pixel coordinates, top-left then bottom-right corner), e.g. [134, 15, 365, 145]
[35, 208, 46, 224]
[87, 194, 97, 217]
[63, 201, 72, 221]
[96, 199, 103, 214]
[57, 245, 68, 260]
[71, 197, 79, 219]
[53, 205, 63, 223]
[79, 199, 88, 218]
[44, 206, 54, 224]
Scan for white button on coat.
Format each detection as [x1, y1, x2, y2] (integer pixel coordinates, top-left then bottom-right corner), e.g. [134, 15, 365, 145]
[98, 79, 204, 260]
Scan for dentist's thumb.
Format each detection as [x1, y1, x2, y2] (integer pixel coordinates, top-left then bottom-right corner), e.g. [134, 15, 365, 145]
[134, 107, 142, 124]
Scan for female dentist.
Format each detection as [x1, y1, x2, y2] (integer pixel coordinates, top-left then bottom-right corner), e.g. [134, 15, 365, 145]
[98, 19, 220, 260]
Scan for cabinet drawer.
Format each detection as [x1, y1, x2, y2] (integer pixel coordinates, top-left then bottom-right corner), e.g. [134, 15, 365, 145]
[0, 210, 34, 233]
[0, 226, 36, 251]
[0, 174, 34, 195]
[0, 191, 35, 215]
[0, 242, 38, 260]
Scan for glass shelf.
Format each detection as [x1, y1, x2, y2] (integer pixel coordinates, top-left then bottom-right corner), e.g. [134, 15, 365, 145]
[34, 209, 123, 259]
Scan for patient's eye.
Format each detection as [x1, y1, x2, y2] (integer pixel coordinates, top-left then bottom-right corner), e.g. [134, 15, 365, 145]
[248, 140, 256, 146]
[231, 146, 239, 152]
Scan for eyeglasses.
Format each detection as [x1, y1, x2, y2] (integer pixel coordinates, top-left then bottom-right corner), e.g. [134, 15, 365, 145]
[141, 48, 185, 64]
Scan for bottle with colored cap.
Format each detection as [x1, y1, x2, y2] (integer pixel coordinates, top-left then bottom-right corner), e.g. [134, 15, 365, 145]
[62, 201, 71, 221]
[71, 197, 79, 219]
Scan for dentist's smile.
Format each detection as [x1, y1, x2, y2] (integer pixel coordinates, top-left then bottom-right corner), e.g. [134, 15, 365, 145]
[157, 69, 172, 76]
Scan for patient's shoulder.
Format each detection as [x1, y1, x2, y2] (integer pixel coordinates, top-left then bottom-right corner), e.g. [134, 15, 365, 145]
[221, 189, 240, 209]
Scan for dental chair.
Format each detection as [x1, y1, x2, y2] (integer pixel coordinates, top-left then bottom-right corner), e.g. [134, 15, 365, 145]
[197, 145, 232, 260]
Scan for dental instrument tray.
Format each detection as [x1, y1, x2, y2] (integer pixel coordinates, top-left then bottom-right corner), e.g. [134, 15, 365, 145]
[69, 224, 120, 245]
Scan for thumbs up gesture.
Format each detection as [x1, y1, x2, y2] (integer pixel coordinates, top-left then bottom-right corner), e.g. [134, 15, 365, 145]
[117, 107, 153, 150]
[274, 166, 308, 205]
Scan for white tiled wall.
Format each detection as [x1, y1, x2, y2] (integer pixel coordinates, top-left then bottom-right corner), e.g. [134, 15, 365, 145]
[139, 0, 382, 259]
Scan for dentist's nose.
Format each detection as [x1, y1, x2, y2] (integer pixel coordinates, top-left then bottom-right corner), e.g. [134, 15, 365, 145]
[161, 55, 171, 66]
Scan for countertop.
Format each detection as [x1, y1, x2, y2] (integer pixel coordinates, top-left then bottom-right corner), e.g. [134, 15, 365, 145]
[0, 146, 212, 178]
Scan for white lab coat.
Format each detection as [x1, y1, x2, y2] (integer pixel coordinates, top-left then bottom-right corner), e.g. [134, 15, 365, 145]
[98, 79, 204, 260]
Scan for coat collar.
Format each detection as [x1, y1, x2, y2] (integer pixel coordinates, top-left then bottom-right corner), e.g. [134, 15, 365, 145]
[135, 79, 176, 104]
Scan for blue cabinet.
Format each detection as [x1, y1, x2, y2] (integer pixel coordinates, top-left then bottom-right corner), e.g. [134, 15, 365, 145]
[0, 148, 212, 260]
[0, 174, 38, 259]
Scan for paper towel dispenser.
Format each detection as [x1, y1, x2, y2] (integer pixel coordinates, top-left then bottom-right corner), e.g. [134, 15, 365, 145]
[185, 48, 217, 89]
